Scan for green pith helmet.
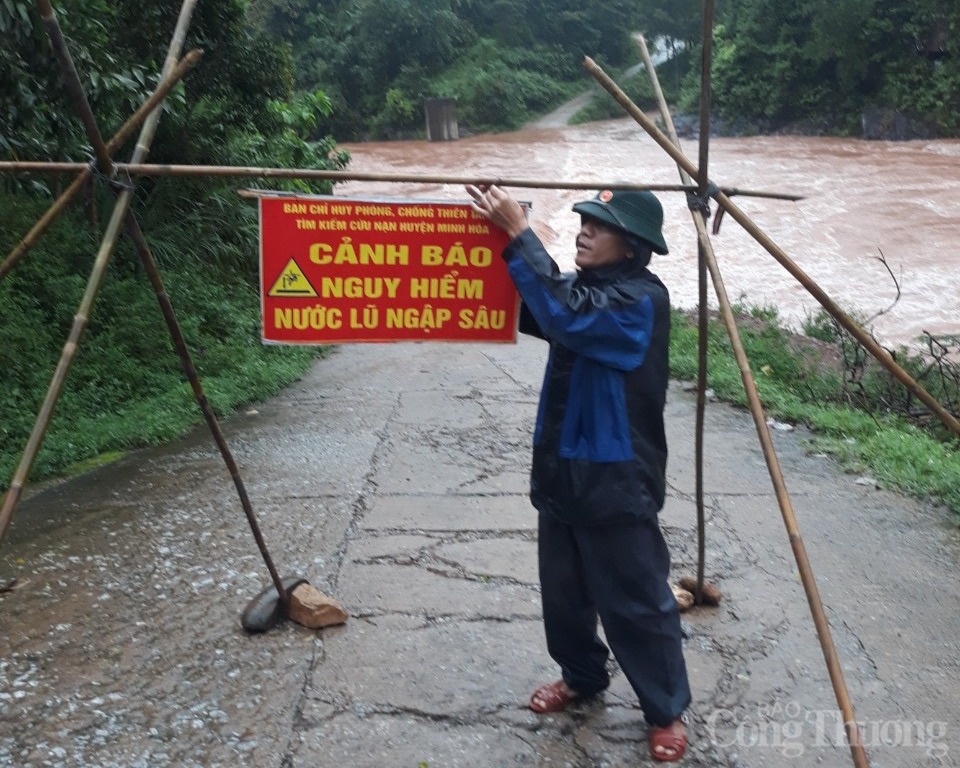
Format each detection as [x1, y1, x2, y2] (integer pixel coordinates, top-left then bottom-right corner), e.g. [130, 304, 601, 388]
[572, 189, 669, 255]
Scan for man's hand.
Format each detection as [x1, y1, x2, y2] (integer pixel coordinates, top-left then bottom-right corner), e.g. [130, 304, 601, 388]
[465, 184, 529, 240]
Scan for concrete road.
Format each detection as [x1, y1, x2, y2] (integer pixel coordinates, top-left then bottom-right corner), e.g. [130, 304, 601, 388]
[1, 339, 957, 767]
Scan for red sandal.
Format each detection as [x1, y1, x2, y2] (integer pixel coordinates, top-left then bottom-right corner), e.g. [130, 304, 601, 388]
[649, 717, 687, 762]
[529, 680, 580, 713]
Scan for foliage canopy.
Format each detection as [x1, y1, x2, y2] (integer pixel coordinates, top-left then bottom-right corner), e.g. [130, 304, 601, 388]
[245, 0, 960, 139]
[0, 0, 345, 486]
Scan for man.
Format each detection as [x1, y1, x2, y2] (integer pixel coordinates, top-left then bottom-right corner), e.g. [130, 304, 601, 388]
[466, 184, 690, 762]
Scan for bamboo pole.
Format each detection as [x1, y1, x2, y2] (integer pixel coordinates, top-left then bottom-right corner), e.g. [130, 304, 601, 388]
[584, 55, 960, 440]
[0, 161, 805, 201]
[121, 215, 290, 609]
[36, 0, 110, 171]
[26, 0, 292, 607]
[637, 34, 713, 605]
[0, 49, 203, 282]
[632, 47, 871, 766]
[0, 0, 199, 548]
[696, 2, 715, 606]
[697, 1, 715, 198]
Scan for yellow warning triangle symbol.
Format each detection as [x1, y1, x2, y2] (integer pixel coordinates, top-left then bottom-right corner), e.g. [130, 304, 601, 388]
[268, 258, 317, 298]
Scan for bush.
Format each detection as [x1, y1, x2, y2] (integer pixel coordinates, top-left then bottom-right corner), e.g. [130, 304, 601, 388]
[426, 40, 583, 133]
[0, 191, 323, 488]
[670, 306, 960, 513]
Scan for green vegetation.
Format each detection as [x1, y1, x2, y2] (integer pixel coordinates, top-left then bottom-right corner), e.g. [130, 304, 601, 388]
[679, 1, 960, 136]
[3, 0, 959, 506]
[669, 308, 960, 514]
[0, 190, 326, 487]
[569, 72, 658, 125]
[239, 0, 960, 139]
[252, 0, 656, 139]
[1, 0, 344, 489]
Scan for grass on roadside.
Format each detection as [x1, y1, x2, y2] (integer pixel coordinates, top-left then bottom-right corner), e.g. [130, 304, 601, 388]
[0, 193, 325, 490]
[669, 307, 960, 516]
[4, 196, 956, 521]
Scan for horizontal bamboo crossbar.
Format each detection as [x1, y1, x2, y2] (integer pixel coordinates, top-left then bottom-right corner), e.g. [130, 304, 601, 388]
[0, 161, 805, 201]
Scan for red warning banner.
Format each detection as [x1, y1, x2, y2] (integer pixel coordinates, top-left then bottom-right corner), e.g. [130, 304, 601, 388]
[259, 195, 521, 344]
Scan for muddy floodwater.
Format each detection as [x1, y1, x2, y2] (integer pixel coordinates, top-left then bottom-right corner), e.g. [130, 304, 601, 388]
[340, 121, 960, 347]
[4, 118, 960, 768]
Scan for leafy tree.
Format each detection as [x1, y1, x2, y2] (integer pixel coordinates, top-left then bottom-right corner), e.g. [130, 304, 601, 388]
[247, 0, 313, 40]
[703, 0, 960, 134]
[635, 0, 712, 49]
[526, 0, 637, 60]
[868, 0, 960, 133]
[0, 0, 148, 184]
[0, 0, 347, 483]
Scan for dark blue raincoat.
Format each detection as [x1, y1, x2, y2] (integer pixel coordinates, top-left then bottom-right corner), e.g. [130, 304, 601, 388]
[503, 228, 670, 526]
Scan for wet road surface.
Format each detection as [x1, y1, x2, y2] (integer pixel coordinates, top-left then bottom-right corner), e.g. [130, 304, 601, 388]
[3, 339, 959, 767]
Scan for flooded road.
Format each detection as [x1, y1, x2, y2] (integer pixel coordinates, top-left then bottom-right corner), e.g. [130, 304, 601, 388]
[341, 121, 960, 347]
[3, 118, 960, 768]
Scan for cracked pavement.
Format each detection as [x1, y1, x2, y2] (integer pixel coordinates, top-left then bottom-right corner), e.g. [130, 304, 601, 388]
[2, 339, 958, 767]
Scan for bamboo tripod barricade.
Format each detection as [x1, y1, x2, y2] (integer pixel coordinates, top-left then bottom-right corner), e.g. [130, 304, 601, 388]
[1, 0, 956, 733]
[583, 57, 960, 442]
[0, 0, 198, 545]
[0, 0, 297, 625]
[619, 34, 878, 765]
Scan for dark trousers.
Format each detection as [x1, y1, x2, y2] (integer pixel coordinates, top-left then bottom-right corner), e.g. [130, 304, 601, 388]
[538, 512, 691, 726]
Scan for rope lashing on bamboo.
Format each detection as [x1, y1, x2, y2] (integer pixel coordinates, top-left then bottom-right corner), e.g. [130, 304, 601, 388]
[85, 154, 135, 194]
[685, 180, 720, 220]
[108, 167, 136, 194]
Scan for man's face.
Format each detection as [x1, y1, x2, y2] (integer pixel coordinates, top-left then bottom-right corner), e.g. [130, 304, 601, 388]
[575, 215, 631, 270]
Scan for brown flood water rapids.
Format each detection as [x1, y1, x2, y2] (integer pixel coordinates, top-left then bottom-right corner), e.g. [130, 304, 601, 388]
[340, 120, 960, 348]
